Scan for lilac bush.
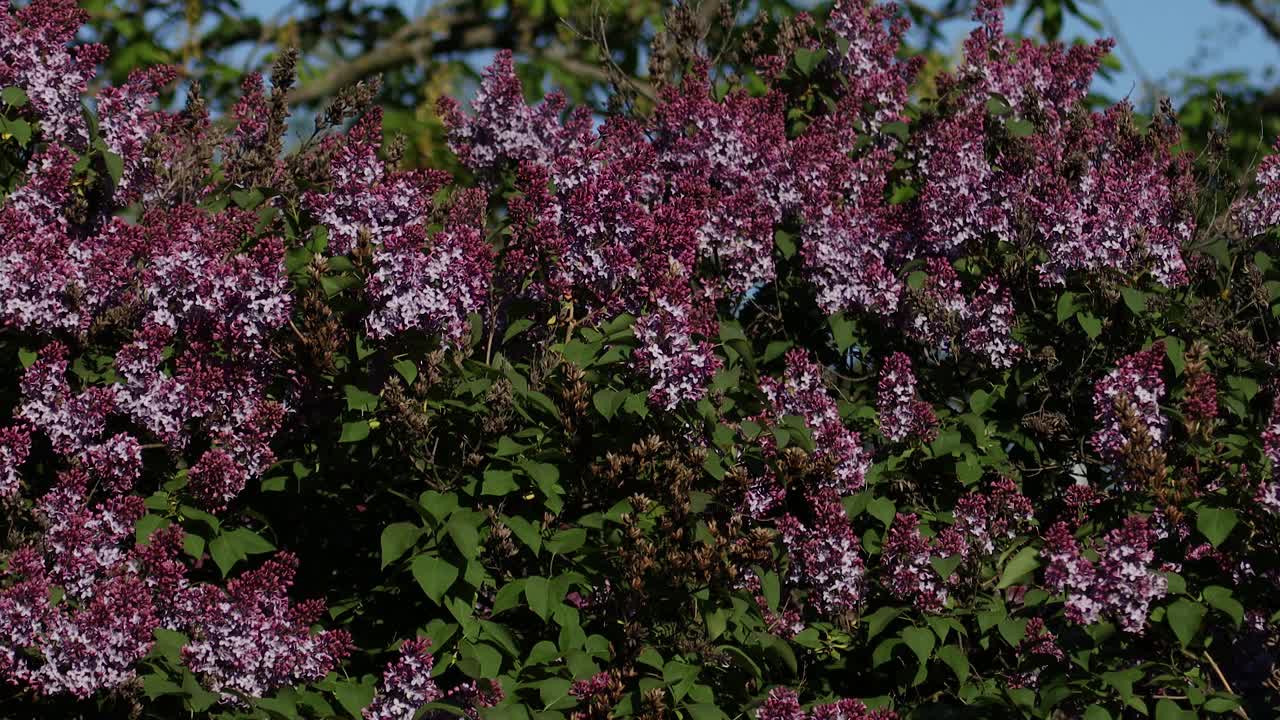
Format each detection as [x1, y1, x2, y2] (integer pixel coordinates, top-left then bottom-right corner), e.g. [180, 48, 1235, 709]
[2, 0, 1280, 718]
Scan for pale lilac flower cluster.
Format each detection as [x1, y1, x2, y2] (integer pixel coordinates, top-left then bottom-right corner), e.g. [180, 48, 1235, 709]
[181, 553, 353, 701]
[305, 109, 454, 255]
[362, 638, 441, 720]
[942, 478, 1034, 557]
[880, 513, 948, 612]
[901, 261, 1021, 367]
[760, 350, 869, 496]
[1090, 344, 1167, 465]
[0, 0, 107, 147]
[632, 299, 722, 411]
[97, 66, 180, 202]
[0, 424, 31, 499]
[1235, 139, 1280, 237]
[438, 50, 593, 178]
[365, 187, 493, 347]
[877, 353, 937, 443]
[757, 686, 898, 720]
[776, 490, 867, 617]
[1041, 517, 1167, 633]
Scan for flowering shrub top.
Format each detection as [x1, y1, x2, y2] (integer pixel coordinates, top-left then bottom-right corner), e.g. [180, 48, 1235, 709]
[3, 0, 1280, 718]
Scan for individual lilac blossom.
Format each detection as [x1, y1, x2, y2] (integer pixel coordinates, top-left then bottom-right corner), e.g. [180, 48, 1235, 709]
[1090, 343, 1166, 465]
[181, 553, 353, 700]
[877, 353, 937, 443]
[880, 513, 947, 612]
[0, 424, 31, 498]
[304, 109, 453, 255]
[776, 490, 866, 617]
[362, 638, 442, 720]
[365, 188, 493, 347]
[760, 350, 868, 495]
[0, 0, 108, 147]
[632, 299, 722, 410]
[1041, 517, 1167, 632]
[757, 687, 898, 720]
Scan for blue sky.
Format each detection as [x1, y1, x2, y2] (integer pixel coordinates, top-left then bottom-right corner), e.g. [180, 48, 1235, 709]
[248, 0, 1280, 102]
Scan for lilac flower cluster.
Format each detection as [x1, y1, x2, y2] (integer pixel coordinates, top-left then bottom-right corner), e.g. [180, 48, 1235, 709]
[760, 350, 869, 496]
[1234, 138, 1280, 237]
[880, 513, 948, 612]
[756, 687, 898, 720]
[0, 0, 106, 147]
[1042, 517, 1168, 632]
[901, 260, 1022, 367]
[1090, 344, 1167, 465]
[877, 353, 937, 443]
[362, 638, 441, 719]
[776, 490, 867, 617]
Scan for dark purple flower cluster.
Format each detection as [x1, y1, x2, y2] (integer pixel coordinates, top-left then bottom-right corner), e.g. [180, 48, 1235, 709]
[757, 686, 898, 720]
[1042, 516, 1167, 633]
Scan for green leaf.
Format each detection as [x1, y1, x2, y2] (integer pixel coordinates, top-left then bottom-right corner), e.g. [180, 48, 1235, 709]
[380, 522, 421, 569]
[393, 359, 418, 385]
[936, 644, 969, 685]
[524, 576, 559, 621]
[344, 385, 379, 411]
[1120, 287, 1147, 314]
[1196, 507, 1238, 547]
[1056, 292, 1078, 323]
[901, 625, 935, 669]
[930, 555, 963, 581]
[1006, 118, 1035, 137]
[411, 555, 458, 604]
[1166, 598, 1207, 648]
[1164, 336, 1186, 375]
[1, 86, 28, 107]
[998, 546, 1040, 589]
[102, 149, 124, 187]
[339, 420, 370, 443]
[1082, 706, 1111, 720]
[0, 117, 32, 146]
[329, 678, 376, 719]
[867, 497, 896, 528]
[829, 313, 856, 352]
[503, 318, 534, 343]
[863, 606, 902, 641]
[447, 517, 482, 559]
[1203, 585, 1244, 626]
[592, 388, 626, 420]
[482, 470, 518, 496]
[793, 47, 827, 74]
[1076, 312, 1102, 339]
[1155, 699, 1196, 720]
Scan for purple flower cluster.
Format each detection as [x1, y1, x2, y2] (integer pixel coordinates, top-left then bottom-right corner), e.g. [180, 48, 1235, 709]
[901, 260, 1021, 367]
[1090, 344, 1167, 465]
[362, 638, 441, 720]
[880, 513, 948, 612]
[757, 687, 898, 720]
[1234, 138, 1280, 237]
[1042, 516, 1167, 632]
[0, 0, 106, 147]
[877, 353, 937, 443]
[776, 490, 867, 617]
[760, 350, 869, 496]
